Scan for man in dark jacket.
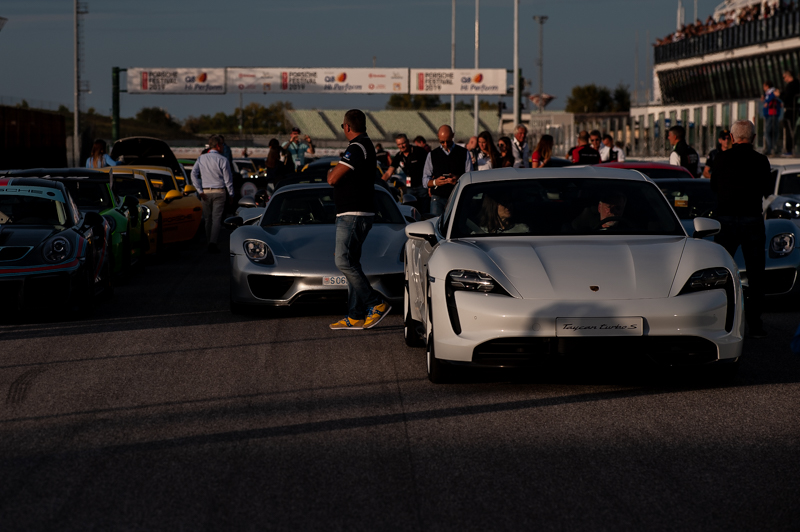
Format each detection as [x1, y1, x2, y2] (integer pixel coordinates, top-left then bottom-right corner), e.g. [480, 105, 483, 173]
[668, 125, 700, 176]
[422, 125, 473, 216]
[782, 71, 800, 156]
[710, 119, 773, 338]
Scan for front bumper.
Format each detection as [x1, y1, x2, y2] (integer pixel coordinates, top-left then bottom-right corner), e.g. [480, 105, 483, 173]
[230, 254, 403, 306]
[430, 287, 744, 365]
[0, 269, 83, 311]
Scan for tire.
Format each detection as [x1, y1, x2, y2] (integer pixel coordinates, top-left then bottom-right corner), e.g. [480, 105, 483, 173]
[121, 227, 132, 274]
[404, 283, 425, 347]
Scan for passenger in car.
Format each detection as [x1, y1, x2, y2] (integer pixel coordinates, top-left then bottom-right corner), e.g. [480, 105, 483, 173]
[571, 192, 627, 232]
[475, 193, 529, 234]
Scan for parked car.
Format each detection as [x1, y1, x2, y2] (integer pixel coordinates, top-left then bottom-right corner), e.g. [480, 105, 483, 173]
[403, 166, 744, 383]
[226, 183, 408, 312]
[597, 161, 697, 179]
[110, 136, 191, 190]
[5, 168, 147, 275]
[0, 176, 112, 313]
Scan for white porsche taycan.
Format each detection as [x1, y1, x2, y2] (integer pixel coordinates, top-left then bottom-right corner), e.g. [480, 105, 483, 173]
[403, 167, 745, 383]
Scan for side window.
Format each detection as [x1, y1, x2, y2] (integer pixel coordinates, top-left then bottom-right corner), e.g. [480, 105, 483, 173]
[438, 188, 458, 237]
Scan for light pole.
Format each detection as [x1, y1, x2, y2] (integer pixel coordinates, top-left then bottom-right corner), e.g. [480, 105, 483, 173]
[0, 17, 8, 32]
[533, 15, 548, 114]
[474, 0, 480, 136]
[451, 0, 456, 131]
[513, 0, 519, 126]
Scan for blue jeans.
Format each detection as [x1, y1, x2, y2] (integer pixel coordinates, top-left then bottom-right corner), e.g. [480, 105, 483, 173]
[765, 115, 779, 155]
[335, 215, 381, 320]
[408, 185, 430, 214]
[430, 194, 448, 216]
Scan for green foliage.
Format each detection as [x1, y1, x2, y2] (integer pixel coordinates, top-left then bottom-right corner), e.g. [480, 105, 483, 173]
[182, 101, 293, 134]
[386, 94, 443, 110]
[566, 83, 631, 113]
[135, 107, 181, 130]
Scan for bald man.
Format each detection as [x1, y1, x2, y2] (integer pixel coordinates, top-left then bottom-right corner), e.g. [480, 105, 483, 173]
[421, 125, 474, 216]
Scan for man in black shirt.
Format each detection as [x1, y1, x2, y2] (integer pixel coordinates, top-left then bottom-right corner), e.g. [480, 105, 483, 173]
[567, 130, 601, 165]
[702, 129, 732, 178]
[668, 125, 700, 176]
[710, 119, 772, 338]
[381, 133, 429, 212]
[327, 109, 390, 330]
[782, 70, 800, 155]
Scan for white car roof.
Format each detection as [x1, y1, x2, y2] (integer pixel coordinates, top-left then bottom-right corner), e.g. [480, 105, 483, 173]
[463, 166, 651, 184]
[775, 164, 800, 172]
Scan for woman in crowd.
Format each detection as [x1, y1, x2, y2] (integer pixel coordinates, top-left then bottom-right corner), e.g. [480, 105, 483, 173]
[475, 131, 500, 171]
[497, 136, 515, 168]
[86, 139, 117, 169]
[265, 138, 282, 179]
[531, 134, 553, 168]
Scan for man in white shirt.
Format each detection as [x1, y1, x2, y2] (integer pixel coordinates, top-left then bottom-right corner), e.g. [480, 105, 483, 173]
[511, 124, 531, 168]
[600, 134, 626, 162]
[191, 135, 234, 253]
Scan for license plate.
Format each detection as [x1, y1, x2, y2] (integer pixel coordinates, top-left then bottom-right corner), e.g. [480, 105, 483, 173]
[555, 317, 643, 337]
[322, 276, 348, 286]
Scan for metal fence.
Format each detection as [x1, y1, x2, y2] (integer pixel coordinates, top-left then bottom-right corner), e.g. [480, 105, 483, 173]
[655, 10, 800, 64]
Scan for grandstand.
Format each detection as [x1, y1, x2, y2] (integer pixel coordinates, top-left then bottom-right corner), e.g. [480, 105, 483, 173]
[285, 108, 503, 145]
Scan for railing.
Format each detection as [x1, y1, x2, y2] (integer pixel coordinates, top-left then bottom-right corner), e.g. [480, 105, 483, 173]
[655, 10, 800, 64]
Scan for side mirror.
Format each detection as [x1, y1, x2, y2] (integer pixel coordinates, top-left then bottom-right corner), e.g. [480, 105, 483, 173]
[238, 195, 257, 208]
[183, 185, 197, 195]
[224, 216, 243, 230]
[164, 189, 182, 203]
[82, 211, 104, 231]
[692, 217, 721, 239]
[405, 220, 438, 247]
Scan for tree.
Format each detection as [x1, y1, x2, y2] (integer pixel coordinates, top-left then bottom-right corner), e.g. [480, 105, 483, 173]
[611, 83, 631, 112]
[565, 84, 613, 113]
[135, 107, 181, 130]
[182, 101, 293, 135]
[386, 94, 442, 110]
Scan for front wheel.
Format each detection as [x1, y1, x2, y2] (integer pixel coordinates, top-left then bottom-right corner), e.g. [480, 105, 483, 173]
[404, 283, 425, 347]
[426, 332, 450, 384]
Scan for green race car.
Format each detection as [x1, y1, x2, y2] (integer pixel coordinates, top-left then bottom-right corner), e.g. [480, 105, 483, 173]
[6, 169, 147, 274]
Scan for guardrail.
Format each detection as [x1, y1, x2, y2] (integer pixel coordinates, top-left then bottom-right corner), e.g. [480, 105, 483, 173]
[655, 10, 800, 64]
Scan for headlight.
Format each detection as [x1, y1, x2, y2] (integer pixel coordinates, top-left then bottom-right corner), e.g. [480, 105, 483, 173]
[679, 268, 730, 294]
[780, 201, 800, 218]
[243, 239, 274, 264]
[771, 233, 795, 257]
[141, 205, 152, 222]
[43, 236, 71, 263]
[445, 270, 511, 336]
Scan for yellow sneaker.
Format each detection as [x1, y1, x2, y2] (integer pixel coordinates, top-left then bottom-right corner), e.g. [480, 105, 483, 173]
[363, 302, 392, 329]
[329, 317, 365, 330]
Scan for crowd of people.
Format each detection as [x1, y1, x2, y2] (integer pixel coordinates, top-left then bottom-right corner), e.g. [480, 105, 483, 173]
[655, 0, 798, 47]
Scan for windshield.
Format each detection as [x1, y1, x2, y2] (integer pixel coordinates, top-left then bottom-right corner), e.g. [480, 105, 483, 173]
[61, 181, 112, 210]
[262, 188, 404, 226]
[236, 161, 256, 172]
[657, 181, 717, 219]
[450, 178, 683, 238]
[778, 172, 800, 195]
[0, 188, 68, 226]
[112, 175, 151, 200]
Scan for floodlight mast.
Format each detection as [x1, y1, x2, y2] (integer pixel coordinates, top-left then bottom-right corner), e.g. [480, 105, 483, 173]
[533, 15, 548, 113]
[0, 17, 8, 32]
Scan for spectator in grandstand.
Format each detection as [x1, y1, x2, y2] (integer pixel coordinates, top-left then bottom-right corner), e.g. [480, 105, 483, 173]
[475, 131, 500, 171]
[422, 125, 473, 216]
[702, 129, 732, 179]
[414, 136, 432, 153]
[668, 125, 700, 176]
[86, 139, 117, 168]
[497, 136, 515, 168]
[283, 127, 315, 168]
[511, 124, 531, 168]
[762, 81, 782, 156]
[381, 133, 429, 211]
[600, 134, 626, 162]
[782, 70, 800, 156]
[567, 130, 601, 165]
[531, 135, 553, 168]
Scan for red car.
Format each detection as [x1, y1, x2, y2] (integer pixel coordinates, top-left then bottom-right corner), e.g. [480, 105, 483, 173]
[596, 162, 697, 179]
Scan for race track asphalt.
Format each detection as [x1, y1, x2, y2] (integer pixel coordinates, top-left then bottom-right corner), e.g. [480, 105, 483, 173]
[0, 233, 798, 531]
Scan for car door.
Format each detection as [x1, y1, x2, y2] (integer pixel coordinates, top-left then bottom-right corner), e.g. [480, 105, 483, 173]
[146, 170, 199, 243]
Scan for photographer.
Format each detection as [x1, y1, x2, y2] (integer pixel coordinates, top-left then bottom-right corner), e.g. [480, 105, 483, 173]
[422, 125, 473, 216]
[282, 127, 315, 168]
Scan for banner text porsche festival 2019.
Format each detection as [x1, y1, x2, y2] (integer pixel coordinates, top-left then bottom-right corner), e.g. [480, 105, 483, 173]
[126, 68, 507, 95]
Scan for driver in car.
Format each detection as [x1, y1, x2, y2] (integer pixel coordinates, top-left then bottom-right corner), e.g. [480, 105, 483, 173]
[571, 192, 627, 232]
[474, 193, 529, 234]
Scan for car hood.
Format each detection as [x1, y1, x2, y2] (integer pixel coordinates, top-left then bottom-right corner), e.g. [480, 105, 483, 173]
[464, 236, 687, 300]
[0, 225, 61, 247]
[261, 224, 405, 261]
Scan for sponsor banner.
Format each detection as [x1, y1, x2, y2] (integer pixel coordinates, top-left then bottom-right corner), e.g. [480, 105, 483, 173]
[409, 69, 507, 95]
[226, 68, 408, 94]
[127, 68, 226, 94]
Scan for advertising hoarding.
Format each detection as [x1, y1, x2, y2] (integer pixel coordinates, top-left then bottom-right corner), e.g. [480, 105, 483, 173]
[409, 69, 507, 95]
[127, 68, 226, 94]
[226, 68, 408, 94]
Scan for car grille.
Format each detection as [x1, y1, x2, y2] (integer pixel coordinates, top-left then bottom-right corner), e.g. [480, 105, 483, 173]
[472, 336, 718, 367]
[247, 275, 296, 300]
[763, 268, 797, 295]
[0, 246, 33, 261]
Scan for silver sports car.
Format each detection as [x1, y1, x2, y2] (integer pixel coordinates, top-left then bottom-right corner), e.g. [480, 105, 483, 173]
[227, 183, 408, 312]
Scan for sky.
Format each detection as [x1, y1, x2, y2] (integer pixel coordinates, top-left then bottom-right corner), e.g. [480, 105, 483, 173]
[0, 0, 723, 120]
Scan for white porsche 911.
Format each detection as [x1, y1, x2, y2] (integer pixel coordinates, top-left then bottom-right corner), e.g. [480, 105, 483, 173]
[403, 167, 745, 383]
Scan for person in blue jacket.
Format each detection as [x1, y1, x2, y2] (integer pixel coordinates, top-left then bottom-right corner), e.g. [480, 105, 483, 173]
[85, 139, 117, 168]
